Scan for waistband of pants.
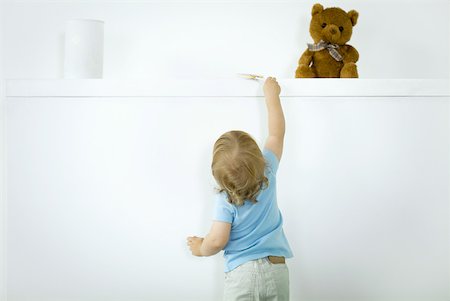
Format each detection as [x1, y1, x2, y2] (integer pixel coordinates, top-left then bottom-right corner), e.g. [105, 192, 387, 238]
[267, 256, 285, 264]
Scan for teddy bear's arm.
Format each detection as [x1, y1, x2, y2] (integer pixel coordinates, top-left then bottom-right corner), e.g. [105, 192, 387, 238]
[295, 49, 316, 78]
[343, 45, 359, 64]
[299, 49, 314, 66]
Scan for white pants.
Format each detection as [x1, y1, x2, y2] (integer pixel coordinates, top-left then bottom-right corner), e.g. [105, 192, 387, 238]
[223, 257, 289, 301]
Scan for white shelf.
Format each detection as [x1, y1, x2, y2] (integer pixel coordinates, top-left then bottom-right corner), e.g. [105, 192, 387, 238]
[5, 79, 449, 98]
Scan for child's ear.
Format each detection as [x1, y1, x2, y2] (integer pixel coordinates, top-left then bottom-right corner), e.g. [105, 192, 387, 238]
[348, 10, 359, 26]
[312, 3, 324, 16]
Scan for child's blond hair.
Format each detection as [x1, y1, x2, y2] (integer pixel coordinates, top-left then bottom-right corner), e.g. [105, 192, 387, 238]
[211, 131, 268, 206]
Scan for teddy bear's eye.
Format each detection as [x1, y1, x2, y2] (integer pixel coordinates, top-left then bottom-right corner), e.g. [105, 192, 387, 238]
[339, 26, 344, 32]
[321, 23, 327, 28]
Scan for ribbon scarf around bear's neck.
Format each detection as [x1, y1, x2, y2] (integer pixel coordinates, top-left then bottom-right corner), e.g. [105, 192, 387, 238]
[307, 40, 343, 62]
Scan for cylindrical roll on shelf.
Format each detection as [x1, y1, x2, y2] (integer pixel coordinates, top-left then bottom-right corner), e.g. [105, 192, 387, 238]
[63, 19, 104, 79]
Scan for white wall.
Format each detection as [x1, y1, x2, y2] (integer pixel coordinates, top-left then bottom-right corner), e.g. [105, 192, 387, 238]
[0, 1, 6, 300]
[1, 0, 449, 80]
[4, 79, 450, 301]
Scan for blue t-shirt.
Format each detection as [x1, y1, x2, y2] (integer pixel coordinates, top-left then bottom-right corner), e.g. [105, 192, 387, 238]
[213, 148, 293, 272]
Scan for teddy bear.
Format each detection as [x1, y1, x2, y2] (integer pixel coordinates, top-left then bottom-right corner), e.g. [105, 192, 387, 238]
[295, 4, 359, 78]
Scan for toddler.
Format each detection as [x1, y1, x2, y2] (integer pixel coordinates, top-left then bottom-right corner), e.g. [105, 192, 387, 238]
[187, 77, 293, 301]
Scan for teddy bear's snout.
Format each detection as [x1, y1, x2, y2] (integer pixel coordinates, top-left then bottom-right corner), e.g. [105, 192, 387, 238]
[323, 24, 341, 42]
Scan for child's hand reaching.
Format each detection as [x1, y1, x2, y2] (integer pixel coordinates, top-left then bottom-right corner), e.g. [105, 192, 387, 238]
[187, 236, 204, 256]
[263, 76, 285, 161]
[263, 77, 281, 98]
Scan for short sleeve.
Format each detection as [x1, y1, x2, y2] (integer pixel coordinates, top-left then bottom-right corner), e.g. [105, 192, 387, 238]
[263, 148, 279, 175]
[213, 193, 234, 224]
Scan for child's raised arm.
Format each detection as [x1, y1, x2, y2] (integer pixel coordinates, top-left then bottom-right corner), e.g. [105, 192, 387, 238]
[263, 77, 285, 161]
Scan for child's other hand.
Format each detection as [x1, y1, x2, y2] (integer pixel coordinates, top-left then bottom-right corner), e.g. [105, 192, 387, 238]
[263, 77, 281, 97]
[187, 236, 204, 256]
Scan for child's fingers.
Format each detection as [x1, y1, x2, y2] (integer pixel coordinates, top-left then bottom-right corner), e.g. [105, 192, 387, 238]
[265, 77, 275, 85]
[187, 236, 200, 244]
[187, 236, 194, 245]
[266, 77, 278, 83]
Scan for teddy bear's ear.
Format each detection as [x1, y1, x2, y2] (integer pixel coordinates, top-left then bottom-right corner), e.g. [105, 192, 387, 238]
[348, 10, 359, 26]
[312, 3, 324, 16]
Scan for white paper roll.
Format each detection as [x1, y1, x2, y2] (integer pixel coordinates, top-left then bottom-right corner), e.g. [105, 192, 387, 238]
[64, 19, 104, 79]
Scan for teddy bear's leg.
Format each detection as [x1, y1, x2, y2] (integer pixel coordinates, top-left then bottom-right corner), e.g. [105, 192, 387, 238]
[295, 64, 316, 78]
[340, 62, 358, 78]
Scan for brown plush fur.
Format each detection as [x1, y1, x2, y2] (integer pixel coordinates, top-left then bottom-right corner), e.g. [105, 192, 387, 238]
[295, 4, 359, 78]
